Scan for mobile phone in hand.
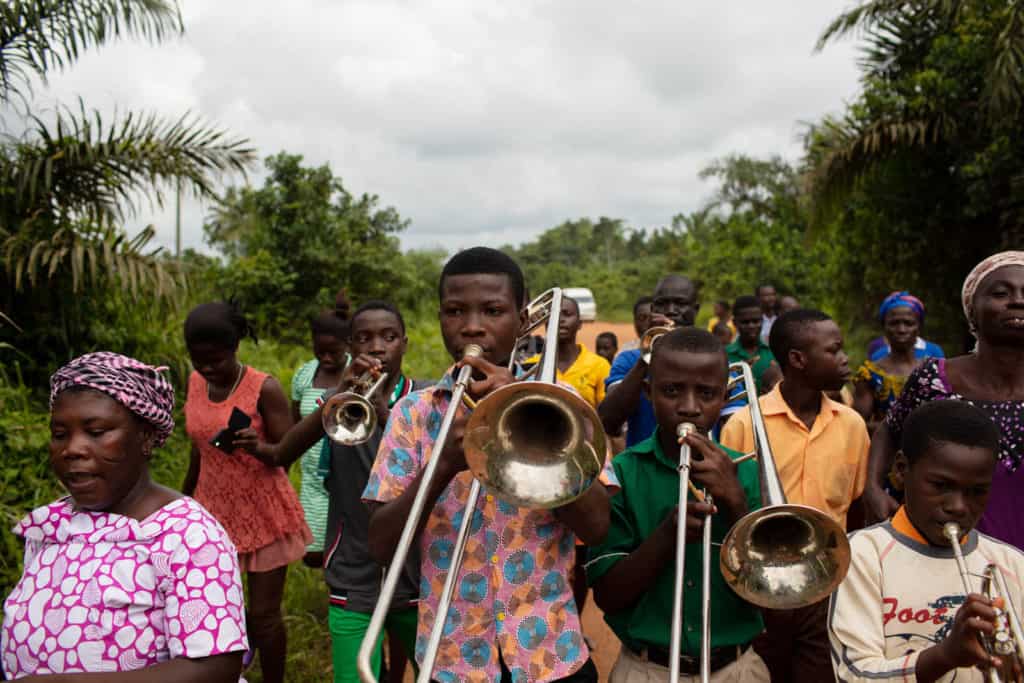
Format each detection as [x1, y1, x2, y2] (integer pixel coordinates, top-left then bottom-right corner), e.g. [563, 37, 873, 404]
[209, 407, 252, 454]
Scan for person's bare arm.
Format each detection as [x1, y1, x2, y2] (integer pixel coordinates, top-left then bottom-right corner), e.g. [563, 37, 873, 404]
[593, 501, 714, 613]
[853, 380, 874, 423]
[863, 423, 900, 524]
[235, 408, 327, 469]
[182, 444, 201, 496]
[257, 376, 294, 443]
[17, 652, 243, 683]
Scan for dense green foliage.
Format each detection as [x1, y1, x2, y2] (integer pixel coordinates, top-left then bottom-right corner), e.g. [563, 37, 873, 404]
[806, 0, 1024, 352]
[203, 153, 445, 341]
[3, 0, 1022, 680]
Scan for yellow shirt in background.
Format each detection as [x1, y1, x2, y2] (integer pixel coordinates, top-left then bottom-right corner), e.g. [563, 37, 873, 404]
[707, 316, 737, 337]
[526, 343, 610, 409]
[720, 384, 870, 529]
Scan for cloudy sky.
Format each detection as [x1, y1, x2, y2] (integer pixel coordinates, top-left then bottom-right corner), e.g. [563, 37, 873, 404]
[32, 1, 863, 254]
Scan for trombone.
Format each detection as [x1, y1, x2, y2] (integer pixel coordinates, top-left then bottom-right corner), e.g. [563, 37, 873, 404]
[321, 369, 390, 445]
[944, 522, 1024, 682]
[356, 288, 607, 683]
[718, 361, 852, 609]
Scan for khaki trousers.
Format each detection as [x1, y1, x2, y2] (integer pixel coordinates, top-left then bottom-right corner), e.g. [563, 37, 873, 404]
[608, 645, 770, 683]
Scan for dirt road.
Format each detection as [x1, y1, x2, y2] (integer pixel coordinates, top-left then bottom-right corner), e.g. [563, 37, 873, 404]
[578, 320, 637, 355]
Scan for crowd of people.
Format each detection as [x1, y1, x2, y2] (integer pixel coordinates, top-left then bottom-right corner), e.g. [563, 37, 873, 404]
[2, 246, 1024, 683]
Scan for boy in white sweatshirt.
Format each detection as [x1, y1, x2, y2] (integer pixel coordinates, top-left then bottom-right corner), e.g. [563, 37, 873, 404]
[829, 399, 1024, 682]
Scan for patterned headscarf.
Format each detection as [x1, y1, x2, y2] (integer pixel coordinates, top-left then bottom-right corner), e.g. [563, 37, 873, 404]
[50, 352, 175, 447]
[961, 251, 1024, 336]
[878, 291, 925, 324]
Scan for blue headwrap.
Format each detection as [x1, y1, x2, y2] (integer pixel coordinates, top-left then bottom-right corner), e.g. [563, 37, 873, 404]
[878, 291, 924, 325]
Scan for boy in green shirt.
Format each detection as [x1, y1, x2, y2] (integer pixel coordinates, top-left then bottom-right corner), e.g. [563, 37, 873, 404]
[587, 327, 768, 682]
[727, 295, 780, 395]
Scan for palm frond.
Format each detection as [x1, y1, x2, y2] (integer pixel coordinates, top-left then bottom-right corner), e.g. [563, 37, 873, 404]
[984, 4, 1024, 124]
[804, 111, 956, 222]
[816, 0, 962, 50]
[2, 221, 184, 297]
[6, 101, 255, 222]
[0, 0, 182, 103]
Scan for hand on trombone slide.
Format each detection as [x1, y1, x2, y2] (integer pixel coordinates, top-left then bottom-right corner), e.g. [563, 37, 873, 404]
[682, 431, 748, 523]
[435, 354, 517, 477]
[659, 501, 717, 545]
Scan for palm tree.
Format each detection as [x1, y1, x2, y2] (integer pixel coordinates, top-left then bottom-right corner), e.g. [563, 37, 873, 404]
[0, 0, 255, 365]
[806, 0, 1024, 229]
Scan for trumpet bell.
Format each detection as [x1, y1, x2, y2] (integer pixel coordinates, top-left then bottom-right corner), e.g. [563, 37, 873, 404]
[640, 324, 674, 364]
[322, 391, 377, 446]
[720, 503, 851, 609]
[464, 381, 607, 509]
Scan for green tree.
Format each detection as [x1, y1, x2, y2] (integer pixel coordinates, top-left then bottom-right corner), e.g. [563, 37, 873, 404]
[204, 153, 431, 339]
[0, 1, 254, 376]
[805, 0, 1024, 348]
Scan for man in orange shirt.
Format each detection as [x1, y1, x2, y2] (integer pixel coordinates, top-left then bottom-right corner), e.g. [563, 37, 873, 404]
[721, 308, 869, 682]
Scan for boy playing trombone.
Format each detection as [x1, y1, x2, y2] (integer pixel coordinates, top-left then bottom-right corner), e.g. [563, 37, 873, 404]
[587, 328, 769, 682]
[363, 247, 618, 683]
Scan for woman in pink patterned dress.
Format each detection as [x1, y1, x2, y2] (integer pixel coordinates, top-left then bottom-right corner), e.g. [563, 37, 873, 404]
[181, 302, 310, 683]
[1, 352, 247, 681]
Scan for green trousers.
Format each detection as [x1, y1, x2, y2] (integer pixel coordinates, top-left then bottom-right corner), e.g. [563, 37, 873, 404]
[328, 604, 417, 683]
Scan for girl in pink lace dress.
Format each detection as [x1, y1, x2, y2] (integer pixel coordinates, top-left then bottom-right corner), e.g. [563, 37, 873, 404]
[182, 303, 310, 683]
[2, 352, 247, 682]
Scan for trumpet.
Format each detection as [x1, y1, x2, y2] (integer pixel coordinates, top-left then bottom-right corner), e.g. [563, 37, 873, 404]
[356, 288, 607, 683]
[321, 370, 390, 445]
[639, 321, 675, 364]
[944, 522, 1024, 682]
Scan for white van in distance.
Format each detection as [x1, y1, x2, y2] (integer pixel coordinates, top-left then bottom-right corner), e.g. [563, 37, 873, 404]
[563, 287, 597, 322]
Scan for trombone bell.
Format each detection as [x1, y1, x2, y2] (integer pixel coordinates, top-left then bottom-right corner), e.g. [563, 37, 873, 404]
[720, 504, 851, 609]
[463, 381, 606, 509]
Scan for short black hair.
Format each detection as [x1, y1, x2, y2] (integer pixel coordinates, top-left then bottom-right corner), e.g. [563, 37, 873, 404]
[716, 299, 731, 310]
[733, 295, 761, 315]
[633, 295, 654, 315]
[350, 299, 406, 334]
[768, 308, 832, 370]
[596, 331, 618, 346]
[310, 309, 350, 339]
[902, 400, 1001, 465]
[184, 301, 257, 349]
[755, 283, 776, 295]
[650, 327, 727, 372]
[439, 247, 525, 308]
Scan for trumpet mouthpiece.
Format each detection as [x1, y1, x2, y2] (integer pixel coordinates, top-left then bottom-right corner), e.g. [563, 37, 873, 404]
[463, 344, 484, 359]
[943, 522, 962, 542]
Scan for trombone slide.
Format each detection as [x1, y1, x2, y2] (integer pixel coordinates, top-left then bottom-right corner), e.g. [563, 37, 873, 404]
[669, 422, 696, 683]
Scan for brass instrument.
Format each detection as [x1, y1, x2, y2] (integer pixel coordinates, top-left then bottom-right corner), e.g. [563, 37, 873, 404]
[639, 321, 675, 365]
[357, 288, 607, 683]
[669, 423, 697, 682]
[944, 522, 1024, 682]
[718, 361, 852, 609]
[321, 370, 390, 445]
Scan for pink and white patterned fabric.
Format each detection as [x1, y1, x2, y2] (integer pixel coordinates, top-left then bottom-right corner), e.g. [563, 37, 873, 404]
[1, 496, 248, 678]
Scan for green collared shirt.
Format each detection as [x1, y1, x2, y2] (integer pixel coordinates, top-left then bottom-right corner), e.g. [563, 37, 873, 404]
[586, 431, 763, 655]
[726, 339, 775, 394]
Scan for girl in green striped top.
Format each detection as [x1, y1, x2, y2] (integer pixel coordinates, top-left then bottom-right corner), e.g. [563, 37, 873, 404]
[291, 310, 350, 566]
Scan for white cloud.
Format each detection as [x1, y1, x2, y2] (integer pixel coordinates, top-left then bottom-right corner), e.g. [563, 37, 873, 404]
[25, 0, 862, 254]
